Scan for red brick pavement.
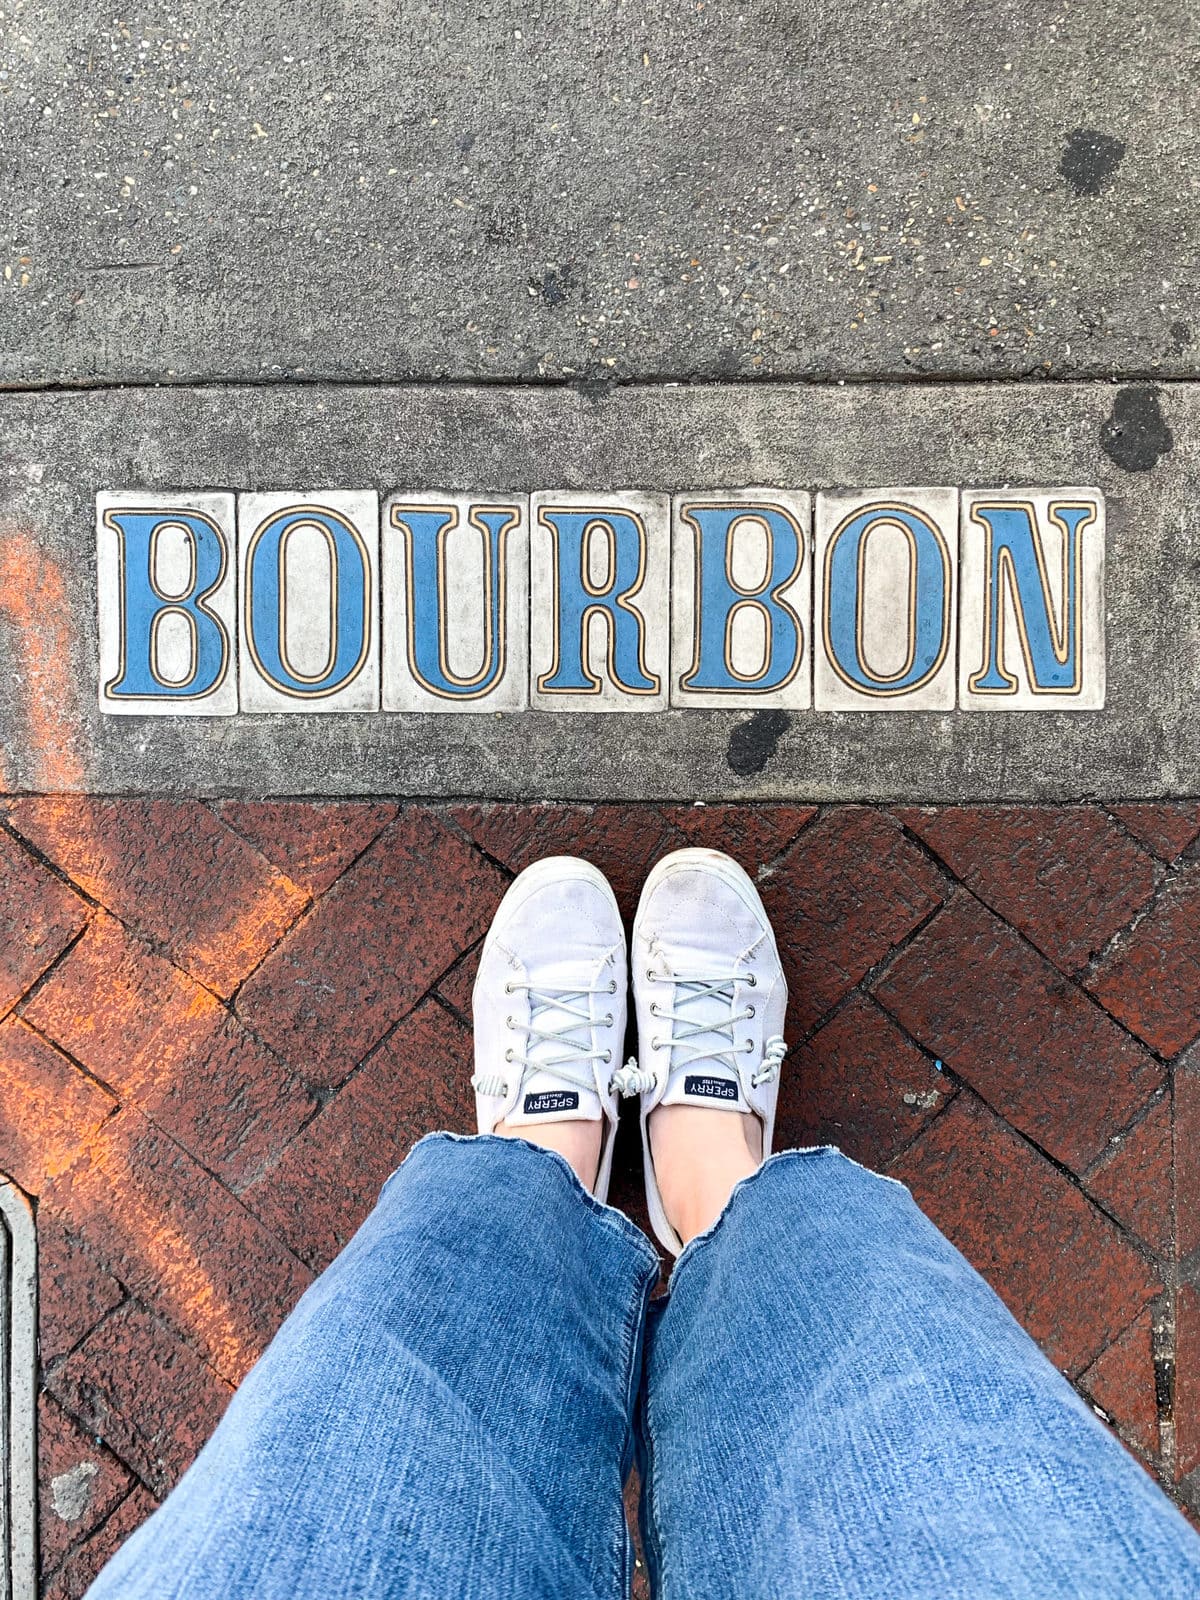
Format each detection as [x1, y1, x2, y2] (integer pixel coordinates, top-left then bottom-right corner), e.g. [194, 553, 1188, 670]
[1, 797, 1197, 1594]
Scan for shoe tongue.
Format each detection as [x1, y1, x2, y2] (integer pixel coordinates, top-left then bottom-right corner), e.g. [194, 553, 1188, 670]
[660, 975, 751, 1113]
[505, 974, 604, 1125]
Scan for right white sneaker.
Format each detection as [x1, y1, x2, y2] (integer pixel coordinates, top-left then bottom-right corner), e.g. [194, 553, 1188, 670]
[471, 856, 626, 1201]
[620, 848, 788, 1254]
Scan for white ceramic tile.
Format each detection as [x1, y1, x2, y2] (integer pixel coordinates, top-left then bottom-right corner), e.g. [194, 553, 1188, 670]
[959, 487, 1105, 711]
[382, 493, 529, 712]
[238, 491, 380, 713]
[670, 489, 812, 708]
[529, 491, 670, 711]
[97, 490, 238, 715]
[814, 487, 959, 712]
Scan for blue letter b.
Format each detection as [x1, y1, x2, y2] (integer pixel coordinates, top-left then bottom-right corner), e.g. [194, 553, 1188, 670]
[104, 507, 230, 700]
[681, 503, 805, 693]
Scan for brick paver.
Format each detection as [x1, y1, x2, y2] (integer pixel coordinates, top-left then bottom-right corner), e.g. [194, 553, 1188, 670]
[1079, 1308, 1162, 1461]
[37, 1393, 134, 1575]
[1111, 803, 1200, 866]
[897, 804, 1158, 973]
[1, 796, 1196, 1592]
[874, 893, 1163, 1174]
[237, 810, 505, 1087]
[1089, 865, 1200, 1058]
[5, 799, 309, 998]
[890, 1093, 1161, 1377]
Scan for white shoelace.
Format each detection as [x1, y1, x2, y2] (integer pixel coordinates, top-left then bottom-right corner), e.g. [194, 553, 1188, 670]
[471, 980, 617, 1100]
[611, 973, 787, 1097]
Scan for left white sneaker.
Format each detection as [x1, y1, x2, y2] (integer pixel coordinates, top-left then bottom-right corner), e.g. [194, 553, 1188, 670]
[620, 848, 788, 1254]
[471, 856, 626, 1201]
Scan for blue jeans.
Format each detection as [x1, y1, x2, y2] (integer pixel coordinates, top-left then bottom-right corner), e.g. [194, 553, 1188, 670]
[87, 1134, 1200, 1599]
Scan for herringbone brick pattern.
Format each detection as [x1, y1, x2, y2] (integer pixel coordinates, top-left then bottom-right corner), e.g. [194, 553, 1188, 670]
[4, 797, 1199, 1596]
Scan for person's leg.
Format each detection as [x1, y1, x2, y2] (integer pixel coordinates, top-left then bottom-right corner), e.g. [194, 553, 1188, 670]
[87, 856, 658, 1600]
[86, 1133, 659, 1600]
[638, 1146, 1200, 1599]
[624, 848, 1200, 1597]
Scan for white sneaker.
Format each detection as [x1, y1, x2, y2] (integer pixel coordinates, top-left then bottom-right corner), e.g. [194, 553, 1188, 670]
[620, 848, 788, 1254]
[471, 856, 626, 1201]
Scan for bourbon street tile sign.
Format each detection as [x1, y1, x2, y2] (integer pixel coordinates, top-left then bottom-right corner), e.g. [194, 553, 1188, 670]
[96, 486, 1105, 715]
[96, 483, 1107, 716]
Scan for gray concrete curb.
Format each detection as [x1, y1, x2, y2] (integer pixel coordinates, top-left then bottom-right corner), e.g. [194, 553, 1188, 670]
[0, 379, 1191, 799]
[1, 1181, 37, 1600]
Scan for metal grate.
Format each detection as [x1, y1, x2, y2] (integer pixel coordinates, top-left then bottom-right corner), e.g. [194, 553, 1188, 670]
[1, 1181, 35, 1600]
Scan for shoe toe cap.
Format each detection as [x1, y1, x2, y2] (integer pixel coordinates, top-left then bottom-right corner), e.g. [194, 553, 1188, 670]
[641, 865, 771, 964]
[497, 869, 623, 971]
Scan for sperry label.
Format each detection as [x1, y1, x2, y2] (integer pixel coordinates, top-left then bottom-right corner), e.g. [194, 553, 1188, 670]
[523, 1090, 580, 1116]
[95, 487, 1106, 716]
[684, 1075, 739, 1102]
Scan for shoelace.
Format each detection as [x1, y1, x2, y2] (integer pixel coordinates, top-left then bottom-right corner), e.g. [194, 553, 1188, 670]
[471, 980, 618, 1099]
[611, 974, 788, 1097]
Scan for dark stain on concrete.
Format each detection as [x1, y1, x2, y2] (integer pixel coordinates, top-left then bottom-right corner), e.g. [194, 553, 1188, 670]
[727, 710, 791, 776]
[1169, 321, 1192, 355]
[1100, 386, 1174, 472]
[1059, 128, 1126, 196]
[529, 265, 575, 307]
[573, 372, 616, 404]
[482, 205, 524, 245]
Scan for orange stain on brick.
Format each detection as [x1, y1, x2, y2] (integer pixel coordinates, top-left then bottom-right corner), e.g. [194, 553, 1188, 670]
[113, 1185, 256, 1382]
[181, 871, 308, 998]
[4, 797, 309, 998]
[0, 533, 302, 1385]
[0, 1015, 115, 1192]
[0, 533, 85, 790]
[49, 1116, 280, 1387]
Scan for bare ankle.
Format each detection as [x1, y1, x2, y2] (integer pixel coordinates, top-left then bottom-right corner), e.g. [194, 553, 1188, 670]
[495, 1117, 601, 1191]
[649, 1104, 759, 1246]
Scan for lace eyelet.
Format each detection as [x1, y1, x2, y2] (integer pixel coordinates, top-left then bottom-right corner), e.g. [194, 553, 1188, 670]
[604, 1013, 614, 1026]
[504, 1048, 514, 1062]
[504, 982, 514, 994]
[746, 1006, 756, 1018]
[645, 969, 655, 982]
[746, 974, 757, 987]
[609, 979, 618, 993]
[651, 1037, 662, 1050]
[743, 1040, 754, 1053]
[603, 1049, 613, 1063]
[505, 1016, 514, 1029]
[649, 1002, 659, 1016]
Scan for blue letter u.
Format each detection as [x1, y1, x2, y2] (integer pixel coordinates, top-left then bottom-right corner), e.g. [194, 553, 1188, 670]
[393, 503, 516, 699]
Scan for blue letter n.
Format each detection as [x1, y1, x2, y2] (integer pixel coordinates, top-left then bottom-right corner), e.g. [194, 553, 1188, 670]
[968, 501, 1093, 695]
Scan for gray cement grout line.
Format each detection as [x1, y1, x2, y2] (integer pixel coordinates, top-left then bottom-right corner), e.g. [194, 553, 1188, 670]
[0, 372, 1198, 399]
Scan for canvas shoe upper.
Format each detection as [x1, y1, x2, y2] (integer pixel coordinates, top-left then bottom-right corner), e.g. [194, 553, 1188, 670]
[621, 847, 788, 1254]
[472, 856, 626, 1202]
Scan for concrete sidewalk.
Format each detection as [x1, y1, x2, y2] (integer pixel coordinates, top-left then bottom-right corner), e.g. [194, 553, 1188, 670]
[0, 380, 1195, 801]
[5, 0, 1196, 388]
